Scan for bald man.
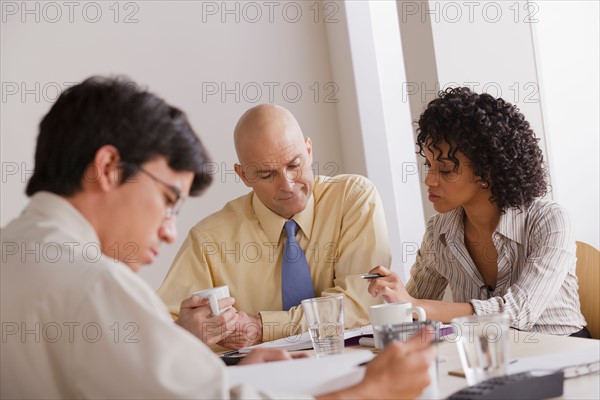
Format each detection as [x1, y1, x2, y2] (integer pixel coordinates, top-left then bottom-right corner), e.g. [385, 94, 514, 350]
[158, 104, 391, 349]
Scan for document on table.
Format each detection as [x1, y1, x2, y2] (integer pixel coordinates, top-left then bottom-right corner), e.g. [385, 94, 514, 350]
[227, 349, 374, 396]
[238, 325, 373, 353]
[508, 345, 600, 374]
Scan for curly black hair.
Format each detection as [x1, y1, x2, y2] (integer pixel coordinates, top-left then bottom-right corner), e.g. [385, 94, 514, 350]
[416, 87, 547, 211]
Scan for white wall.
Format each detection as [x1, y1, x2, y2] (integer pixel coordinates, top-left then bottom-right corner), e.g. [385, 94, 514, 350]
[390, 0, 599, 249]
[2, 0, 598, 295]
[424, 0, 599, 248]
[427, 0, 549, 189]
[533, 1, 599, 248]
[325, 1, 426, 281]
[0, 1, 344, 289]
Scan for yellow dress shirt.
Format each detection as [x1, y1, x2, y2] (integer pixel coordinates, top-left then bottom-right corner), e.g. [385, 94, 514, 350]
[158, 174, 391, 341]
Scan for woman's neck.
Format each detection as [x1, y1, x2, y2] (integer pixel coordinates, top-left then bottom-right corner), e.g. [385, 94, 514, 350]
[463, 200, 501, 236]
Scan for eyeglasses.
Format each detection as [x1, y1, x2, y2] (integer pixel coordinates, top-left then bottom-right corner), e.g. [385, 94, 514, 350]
[121, 163, 185, 219]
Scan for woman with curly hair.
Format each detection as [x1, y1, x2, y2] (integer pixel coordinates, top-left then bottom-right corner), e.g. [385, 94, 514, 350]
[368, 87, 589, 337]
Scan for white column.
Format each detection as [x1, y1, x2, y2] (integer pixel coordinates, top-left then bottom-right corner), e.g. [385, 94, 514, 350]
[325, 1, 426, 280]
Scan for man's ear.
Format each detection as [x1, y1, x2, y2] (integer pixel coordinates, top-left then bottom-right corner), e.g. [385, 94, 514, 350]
[305, 137, 313, 162]
[85, 145, 122, 192]
[234, 163, 252, 188]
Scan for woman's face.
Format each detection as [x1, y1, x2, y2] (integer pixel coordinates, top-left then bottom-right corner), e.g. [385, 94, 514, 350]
[423, 141, 490, 213]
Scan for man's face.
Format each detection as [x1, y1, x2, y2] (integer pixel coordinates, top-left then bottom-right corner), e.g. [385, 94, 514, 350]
[237, 136, 314, 219]
[102, 157, 194, 272]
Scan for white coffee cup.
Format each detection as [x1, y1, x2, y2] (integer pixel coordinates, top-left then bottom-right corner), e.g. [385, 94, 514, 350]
[369, 302, 426, 349]
[192, 285, 230, 316]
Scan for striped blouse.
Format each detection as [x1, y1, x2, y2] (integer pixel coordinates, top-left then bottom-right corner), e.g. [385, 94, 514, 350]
[405, 199, 587, 336]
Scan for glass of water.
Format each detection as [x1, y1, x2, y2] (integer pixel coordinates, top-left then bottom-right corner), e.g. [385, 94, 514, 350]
[452, 313, 510, 386]
[301, 295, 344, 357]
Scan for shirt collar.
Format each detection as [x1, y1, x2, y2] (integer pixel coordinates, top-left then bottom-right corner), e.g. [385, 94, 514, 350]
[495, 206, 526, 244]
[25, 191, 100, 245]
[252, 193, 315, 243]
[439, 206, 526, 245]
[439, 207, 465, 245]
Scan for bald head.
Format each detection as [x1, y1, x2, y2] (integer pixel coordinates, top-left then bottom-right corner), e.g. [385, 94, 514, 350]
[232, 104, 314, 218]
[234, 104, 305, 163]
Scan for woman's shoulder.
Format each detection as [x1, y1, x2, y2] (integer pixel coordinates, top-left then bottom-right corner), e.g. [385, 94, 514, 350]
[514, 199, 573, 244]
[425, 208, 463, 238]
[522, 198, 571, 223]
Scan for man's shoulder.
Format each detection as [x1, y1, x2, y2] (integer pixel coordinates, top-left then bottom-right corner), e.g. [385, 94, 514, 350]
[314, 174, 377, 199]
[190, 191, 254, 235]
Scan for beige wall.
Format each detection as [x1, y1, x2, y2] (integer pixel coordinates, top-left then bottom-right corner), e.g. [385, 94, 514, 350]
[0, 1, 344, 289]
[2, 0, 598, 292]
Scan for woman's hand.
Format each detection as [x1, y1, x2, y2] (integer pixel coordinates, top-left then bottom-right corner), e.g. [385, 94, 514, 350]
[367, 266, 415, 304]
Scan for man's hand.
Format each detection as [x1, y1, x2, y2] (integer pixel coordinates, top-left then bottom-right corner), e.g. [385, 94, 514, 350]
[236, 348, 309, 366]
[359, 328, 436, 399]
[367, 266, 414, 304]
[175, 295, 238, 346]
[237, 348, 291, 365]
[218, 312, 263, 350]
[318, 327, 436, 400]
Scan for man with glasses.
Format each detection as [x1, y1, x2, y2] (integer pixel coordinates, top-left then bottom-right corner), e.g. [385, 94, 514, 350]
[1, 76, 435, 399]
[120, 162, 186, 219]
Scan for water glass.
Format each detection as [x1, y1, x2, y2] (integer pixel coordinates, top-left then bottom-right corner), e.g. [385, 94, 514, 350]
[374, 322, 440, 400]
[452, 313, 510, 386]
[301, 295, 344, 357]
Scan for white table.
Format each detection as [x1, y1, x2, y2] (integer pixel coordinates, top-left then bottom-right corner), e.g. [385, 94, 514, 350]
[435, 332, 599, 399]
[229, 332, 599, 398]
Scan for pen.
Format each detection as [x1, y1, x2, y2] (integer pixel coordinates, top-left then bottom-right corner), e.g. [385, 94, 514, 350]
[220, 349, 240, 357]
[220, 350, 247, 366]
[361, 273, 384, 279]
[357, 336, 441, 368]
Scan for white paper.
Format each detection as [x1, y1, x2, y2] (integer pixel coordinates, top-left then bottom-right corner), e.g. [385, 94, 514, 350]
[238, 325, 373, 353]
[227, 350, 373, 396]
[508, 344, 600, 375]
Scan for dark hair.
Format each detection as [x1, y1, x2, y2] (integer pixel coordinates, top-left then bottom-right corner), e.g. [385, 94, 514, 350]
[416, 87, 547, 211]
[26, 76, 212, 197]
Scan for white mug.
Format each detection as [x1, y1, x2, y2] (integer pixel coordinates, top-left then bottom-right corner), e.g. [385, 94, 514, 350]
[192, 285, 230, 316]
[369, 302, 426, 349]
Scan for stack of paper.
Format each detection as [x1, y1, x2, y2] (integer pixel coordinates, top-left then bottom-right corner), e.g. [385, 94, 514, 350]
[228, 349, 374, 396]
[238, 325, 374, 353]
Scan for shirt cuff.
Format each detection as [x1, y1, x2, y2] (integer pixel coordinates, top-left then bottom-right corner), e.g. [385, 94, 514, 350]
[470, 298, 502, 315]
[259, 311, 302, 342]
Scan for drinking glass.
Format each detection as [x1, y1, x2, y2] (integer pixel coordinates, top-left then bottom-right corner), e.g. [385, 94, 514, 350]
[301, 295, 344, 357]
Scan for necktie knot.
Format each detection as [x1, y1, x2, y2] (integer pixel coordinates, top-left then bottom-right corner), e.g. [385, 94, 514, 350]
[284, 220, 298, 239]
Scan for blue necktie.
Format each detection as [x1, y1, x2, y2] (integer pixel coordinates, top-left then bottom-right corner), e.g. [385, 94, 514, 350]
[282, 220, 315, 310]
